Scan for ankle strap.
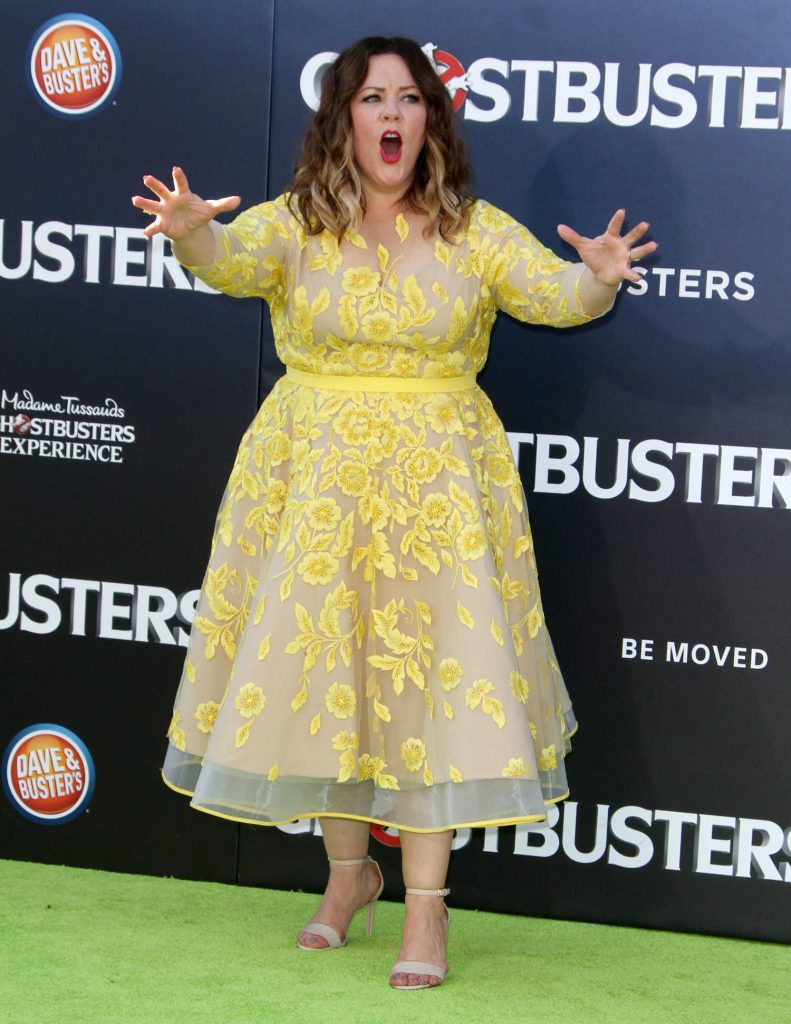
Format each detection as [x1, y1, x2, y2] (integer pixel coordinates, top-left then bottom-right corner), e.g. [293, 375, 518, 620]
[327, 855, 372, 866]
[405, 886, 450, 897]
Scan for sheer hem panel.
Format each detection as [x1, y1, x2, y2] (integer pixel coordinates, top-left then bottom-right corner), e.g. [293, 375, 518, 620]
[162, 720, 576, 833]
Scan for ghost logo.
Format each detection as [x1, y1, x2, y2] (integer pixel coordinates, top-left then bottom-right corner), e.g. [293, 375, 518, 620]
[424, 44, 469, 112]
[300, 44, 469, 113]
[2, 724, 95, 825]
[12, 415, 31, 436]
[26, 14, 122, 119]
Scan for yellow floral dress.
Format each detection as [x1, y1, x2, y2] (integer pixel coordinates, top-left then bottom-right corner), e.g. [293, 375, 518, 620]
[162, 194, 609, 832]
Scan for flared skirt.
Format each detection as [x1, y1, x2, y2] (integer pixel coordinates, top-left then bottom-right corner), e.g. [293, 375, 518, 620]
[162, 370, 577, 832]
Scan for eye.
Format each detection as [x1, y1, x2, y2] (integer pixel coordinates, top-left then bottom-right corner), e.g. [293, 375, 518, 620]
[402, 93, 421, 103]
[361, 94, 380, 102]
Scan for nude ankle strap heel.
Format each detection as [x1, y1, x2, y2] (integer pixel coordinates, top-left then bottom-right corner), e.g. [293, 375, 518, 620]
[297, 855, 384, 950]
[390, 886, 451, 989]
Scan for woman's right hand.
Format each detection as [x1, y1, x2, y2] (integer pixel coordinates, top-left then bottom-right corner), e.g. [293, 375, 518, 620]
[131, 166, 240, 241]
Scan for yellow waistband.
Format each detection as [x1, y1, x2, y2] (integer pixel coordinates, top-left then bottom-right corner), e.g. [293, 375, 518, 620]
[285, 366, 478, 393]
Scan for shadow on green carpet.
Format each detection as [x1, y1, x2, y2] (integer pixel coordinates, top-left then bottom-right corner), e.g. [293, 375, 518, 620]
[1, 859, 789, 1024]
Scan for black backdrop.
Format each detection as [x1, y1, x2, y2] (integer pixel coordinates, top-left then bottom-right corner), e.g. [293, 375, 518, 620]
[2, 0, 790, 942]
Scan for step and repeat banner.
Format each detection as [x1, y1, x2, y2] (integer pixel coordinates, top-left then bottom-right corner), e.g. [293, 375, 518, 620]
[2, 1, 789, 942]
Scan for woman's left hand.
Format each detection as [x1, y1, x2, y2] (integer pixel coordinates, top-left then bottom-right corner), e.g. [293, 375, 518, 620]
[557, 209, 657, 286]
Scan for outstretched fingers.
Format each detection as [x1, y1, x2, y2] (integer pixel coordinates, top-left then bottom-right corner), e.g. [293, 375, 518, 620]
[623, 220, 652, 247]
[130, 195, 159, 215]
[628, 240, 658, 262]
[207, 195, 242, 215]
[556, 223, 586, 249]
[605, 208, 627, 236]
[141, 173, 172, 201]
[171, 165, 190, 194]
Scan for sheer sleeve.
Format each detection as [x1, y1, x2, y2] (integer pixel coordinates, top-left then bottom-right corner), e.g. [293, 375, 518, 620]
[176, 195, 294, 304]
[475, 200, 613, 327]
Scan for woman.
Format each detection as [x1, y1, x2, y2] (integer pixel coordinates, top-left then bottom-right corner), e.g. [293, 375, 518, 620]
[132, 35, 655, 990]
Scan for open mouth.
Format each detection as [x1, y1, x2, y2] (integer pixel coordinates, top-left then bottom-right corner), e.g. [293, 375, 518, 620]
[380, 131, 402, 164]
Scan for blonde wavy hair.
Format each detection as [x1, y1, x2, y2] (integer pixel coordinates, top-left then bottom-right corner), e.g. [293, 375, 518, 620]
[287, 36, 472, 241]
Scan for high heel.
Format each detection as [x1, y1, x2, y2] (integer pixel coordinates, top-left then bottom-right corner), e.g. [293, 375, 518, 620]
[389, 886, 451, 990]
[297, 855, 384, 950]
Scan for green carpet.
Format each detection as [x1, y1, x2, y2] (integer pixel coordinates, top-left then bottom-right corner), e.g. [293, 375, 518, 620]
[1, 858, 788, 1024]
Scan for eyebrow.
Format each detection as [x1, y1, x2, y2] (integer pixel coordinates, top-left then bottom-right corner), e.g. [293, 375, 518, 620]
[360, 84, 419, 92]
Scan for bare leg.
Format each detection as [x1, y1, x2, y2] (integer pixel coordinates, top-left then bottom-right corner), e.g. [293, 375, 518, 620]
[391, 829, 453, 987]
[298, 817, 382, 949]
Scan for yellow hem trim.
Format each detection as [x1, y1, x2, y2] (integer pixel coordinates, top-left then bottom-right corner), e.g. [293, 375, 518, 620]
[285, 366, 478, 393]
[160, 770, 570, 833]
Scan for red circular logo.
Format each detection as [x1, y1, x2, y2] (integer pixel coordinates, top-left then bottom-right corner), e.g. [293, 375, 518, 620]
[370, 824, 401, 847]
[13, 414, 31, 436]
[3, 726, 94, 823]
[434, 49, 468, 112]
[27, 15, 122, 118]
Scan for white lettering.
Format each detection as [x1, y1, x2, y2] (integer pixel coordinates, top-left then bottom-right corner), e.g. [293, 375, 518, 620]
[561, 802, 609, 863]
[608, 806, 654, 868]
[740, 67, 782, 129]
[464, 58, 512, 123]
[695, 814, 736, 876]
[510, 60, 554, 121]
[554, 61, 601, 123]
[650, 63, 697, 128]
[602, 62, 652, 127]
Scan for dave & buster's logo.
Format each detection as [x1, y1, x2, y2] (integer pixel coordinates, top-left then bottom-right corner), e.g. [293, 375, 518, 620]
[26, 14, 122, 119]
[2, 724, 95, 825]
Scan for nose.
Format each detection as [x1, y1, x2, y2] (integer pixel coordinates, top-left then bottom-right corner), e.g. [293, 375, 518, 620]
[380, 95, 402, 120]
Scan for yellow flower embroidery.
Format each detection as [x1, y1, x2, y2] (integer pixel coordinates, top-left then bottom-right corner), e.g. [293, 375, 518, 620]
[509, 671, 530, 703]
[342, 265, 380, 296]
[358, 493, 390, 530]
[361, 312, 398, 343]
[265, 430, 291, 465]
[404, 447, 442, 484]
[450, 765, 463, 783]
[334, 407, 379, 446]
[465, 678, 506, 728]
[297, 552, 340, 585]
[359, 753, 400, 790]
[538, 745, 558, 771]
[457, 523, 486, 560]
[421, 492, 451, 526]
[527, 604, 542, 638]
[401, 737, 427, 772]
[478, 204, 513, 232]
[348, 342, 389, 372]
[234, 683, 266, 718]
[325, 682, 357, 719]
[306, 497, 342, 530]
[438, 657, 463, 691]
[266, 479, 288, 513]
[502, 757, 527, 777]
[194, 701, 220, 734]
[395, 213, 409, 242]
[425, 399, 463, 434]
[332, 730, 359, 783]
[486, 452, 515, 487]
[337, 461, 370, 497]
[167, 709, 186, 751]
[465, 678, 493, 709]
